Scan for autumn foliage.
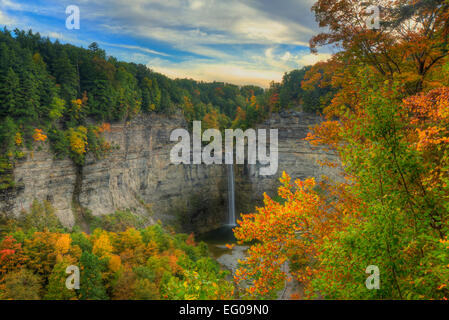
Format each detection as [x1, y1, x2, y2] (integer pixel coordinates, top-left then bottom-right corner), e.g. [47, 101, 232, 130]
[234, 0, 449, 300]
[0, 204, 233, 300]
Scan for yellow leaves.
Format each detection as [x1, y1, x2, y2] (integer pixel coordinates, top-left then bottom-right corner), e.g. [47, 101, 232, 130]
[71, 99, 83, 112]
[55, 234, 71, 256]
[14, 132, 22, 146]
[68, 126, 88, 155]
[109, 255, 121, 273]
[92, 233, 113, 257]
[68, 94, 87, 120]
[32, 129, 47, 142]
[3, 220, 236, 300]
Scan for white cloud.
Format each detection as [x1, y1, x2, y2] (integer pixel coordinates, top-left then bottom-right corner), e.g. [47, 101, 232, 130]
[71, 0, 316, 49]
[98, 41, 171, 57]
[0, 0, 22, 11]
[0, 9, 15, 26]
[47, 31, 64, 39]
[2, 0, 332, 86]
[189, 0, 205, 10]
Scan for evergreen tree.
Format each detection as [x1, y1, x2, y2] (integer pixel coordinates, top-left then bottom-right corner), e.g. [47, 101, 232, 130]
[0, 68, 20, 118]
[53, 50, 78, 101]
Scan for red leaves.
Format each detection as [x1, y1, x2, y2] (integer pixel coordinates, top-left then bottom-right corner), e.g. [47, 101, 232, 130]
[0, 237, 27, 280]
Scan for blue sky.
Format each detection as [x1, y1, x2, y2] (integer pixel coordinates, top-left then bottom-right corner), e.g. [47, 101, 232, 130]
[0, 0, 332, 87]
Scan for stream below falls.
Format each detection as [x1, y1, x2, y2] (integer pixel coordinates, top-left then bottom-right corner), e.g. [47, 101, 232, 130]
[198, 225, 304, 300]
[197, 225, 248, 275]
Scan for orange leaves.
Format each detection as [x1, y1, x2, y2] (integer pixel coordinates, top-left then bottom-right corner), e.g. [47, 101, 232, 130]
[23, 231, 63, 275]
[306, 120, 342, 149]
[108, 255, 122, 273]
[183, 96, 194, 115]
[203, 109, 220, 130]
[70, 99, 83, 120]
[14, 132, 22, 146]
[98, 123, 111, 134]
[32, 129, 47, 142]
[234, 172, 339, 297]
[268, 91, 279, 110]
[235, 107, 246, 121]
[234, 169, 363, 298]
[301, 59, 338, 91]
[402, 87, 449, 191]
[311, 0, 449, 92]
[186, 233, 196, 247]
[404, 87, 449, 125]
[415, 127, 449, 152]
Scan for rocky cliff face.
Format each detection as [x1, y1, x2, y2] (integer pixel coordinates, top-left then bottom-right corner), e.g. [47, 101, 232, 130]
[235, 110, 342, 216]
[1, 114, 227, 233]
[0, 111, 341, 233]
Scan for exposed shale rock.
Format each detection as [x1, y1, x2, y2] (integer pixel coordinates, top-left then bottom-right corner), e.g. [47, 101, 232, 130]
[0, 111, 341, 233]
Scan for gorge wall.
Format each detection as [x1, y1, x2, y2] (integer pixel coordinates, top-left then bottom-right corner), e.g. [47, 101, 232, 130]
[235, 110, 342, 217]
[0, 111, 341, 233]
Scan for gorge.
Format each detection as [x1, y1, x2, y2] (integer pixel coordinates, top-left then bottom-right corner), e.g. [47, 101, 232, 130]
[0, 109, 341, 234]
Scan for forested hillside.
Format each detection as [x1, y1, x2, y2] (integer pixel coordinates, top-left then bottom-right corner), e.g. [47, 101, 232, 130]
[0, 202, 233, 300]
[0, 28, 329, 190]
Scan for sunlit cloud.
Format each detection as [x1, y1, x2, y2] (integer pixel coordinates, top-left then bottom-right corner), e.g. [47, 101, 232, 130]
[146, 49, 331, 87]
[147, 58, 284, 87]
[296, 53, 332, 66]
[1, 0, 330, 86]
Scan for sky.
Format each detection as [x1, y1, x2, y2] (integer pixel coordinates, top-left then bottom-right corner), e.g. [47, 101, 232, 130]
[0, 0, 332, 87]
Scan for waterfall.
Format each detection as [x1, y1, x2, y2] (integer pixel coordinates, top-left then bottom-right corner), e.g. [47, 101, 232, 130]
[227, 161, 236, 226]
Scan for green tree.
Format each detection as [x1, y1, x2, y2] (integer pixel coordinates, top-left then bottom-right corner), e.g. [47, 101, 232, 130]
[79, 251, 108, 300]
[0, 68, 20, 118]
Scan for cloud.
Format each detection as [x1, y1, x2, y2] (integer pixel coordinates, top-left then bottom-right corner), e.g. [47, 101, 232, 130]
[296, 53, 332, 66]
[3, 0, 331, 86]
[146, 48, 331, 87]
[147, 57, 284, 87]
[85, 0, 317, 47]
[0, 0, 22, 11]
[0, 9, 15, 26]
[98, 41, 171, 57]
[47, 31, 64, 39]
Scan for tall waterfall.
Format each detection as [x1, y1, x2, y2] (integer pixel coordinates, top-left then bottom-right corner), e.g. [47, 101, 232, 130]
[227, 162, 236, 226]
